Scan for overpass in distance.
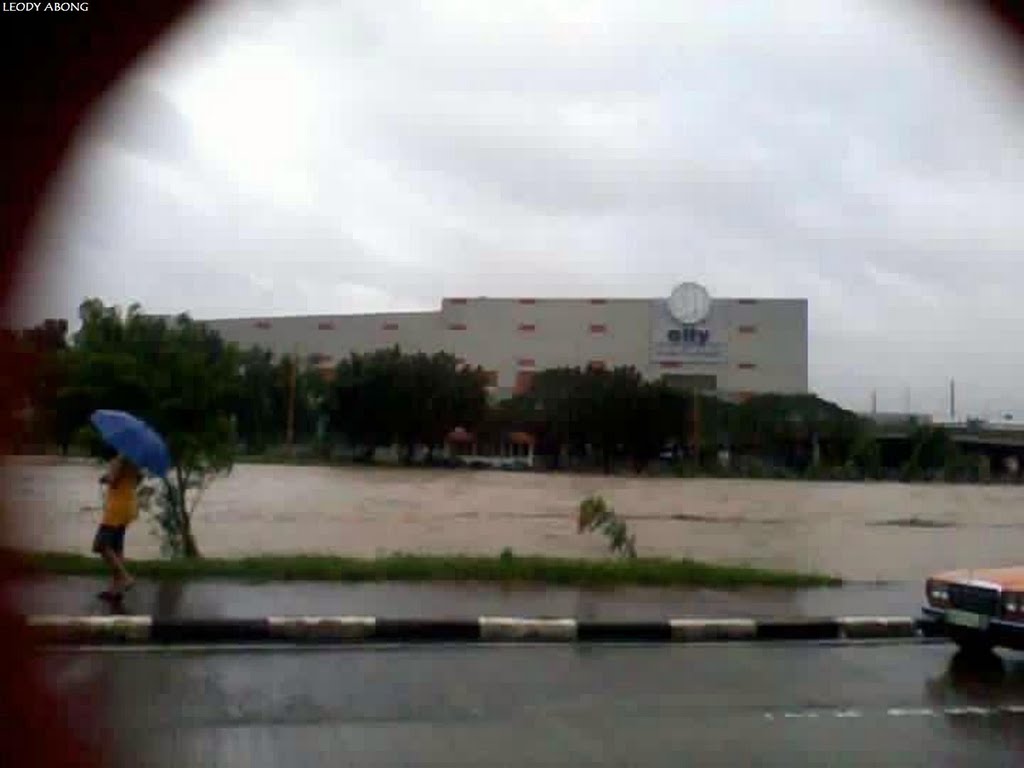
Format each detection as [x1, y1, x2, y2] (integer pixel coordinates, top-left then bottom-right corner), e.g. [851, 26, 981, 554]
[871, 421, 1024, 446]
[868, 419, 1024, 472]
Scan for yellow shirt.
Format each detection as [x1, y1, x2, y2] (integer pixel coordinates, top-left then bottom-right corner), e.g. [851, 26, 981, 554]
[102, 466, 139, 527]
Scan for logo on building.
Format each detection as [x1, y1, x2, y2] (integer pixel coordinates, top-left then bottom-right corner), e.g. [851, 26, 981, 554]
[666, 282, 711, 325]
[650, 282, 725, 364]
[667, 327, 710, 346]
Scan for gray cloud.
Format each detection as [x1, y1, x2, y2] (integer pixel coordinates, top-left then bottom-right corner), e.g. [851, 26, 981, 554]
[14, 0, 1024, 420]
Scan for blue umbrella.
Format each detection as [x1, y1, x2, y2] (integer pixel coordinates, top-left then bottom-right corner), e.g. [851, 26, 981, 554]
[90, 410, 172, 476]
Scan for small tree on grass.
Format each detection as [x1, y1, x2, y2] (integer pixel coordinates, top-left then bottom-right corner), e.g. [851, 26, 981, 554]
[577, 494, 637, 558]
[60, 299, 241, 558]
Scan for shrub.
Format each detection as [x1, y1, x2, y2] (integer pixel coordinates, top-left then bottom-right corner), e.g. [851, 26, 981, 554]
[577, 494, 637, 559]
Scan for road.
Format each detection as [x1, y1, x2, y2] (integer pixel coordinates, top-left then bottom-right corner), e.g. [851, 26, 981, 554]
[17, 576, 922, 620]
[43, 642, 1024, 766]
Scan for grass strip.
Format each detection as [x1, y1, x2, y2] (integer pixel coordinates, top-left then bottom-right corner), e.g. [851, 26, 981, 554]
[20, 551, 840, 588]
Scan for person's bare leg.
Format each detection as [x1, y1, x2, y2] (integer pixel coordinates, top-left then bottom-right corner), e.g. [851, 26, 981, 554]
[97, 548, 118, 594]
[111, 552, 134, 591]
[99, 548, 130, 592]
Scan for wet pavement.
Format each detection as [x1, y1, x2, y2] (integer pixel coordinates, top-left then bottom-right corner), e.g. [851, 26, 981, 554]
[15, 576, 923, 620]
[42, 642, 1024, 766]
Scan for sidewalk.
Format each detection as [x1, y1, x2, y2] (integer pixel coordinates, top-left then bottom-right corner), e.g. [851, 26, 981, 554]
[12, 576, 922, 620]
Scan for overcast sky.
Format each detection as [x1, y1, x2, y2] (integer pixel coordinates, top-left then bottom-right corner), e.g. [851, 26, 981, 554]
[12, 0, 1023, 419]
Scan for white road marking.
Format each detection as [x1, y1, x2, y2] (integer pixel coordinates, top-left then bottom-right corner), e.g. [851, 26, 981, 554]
[764, 704, 1024, 721]
[887, 708, 936, 717]
[945, 706, 993, 717]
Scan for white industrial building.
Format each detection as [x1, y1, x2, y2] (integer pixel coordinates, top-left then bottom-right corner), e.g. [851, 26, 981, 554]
[200, 283, 808, 401]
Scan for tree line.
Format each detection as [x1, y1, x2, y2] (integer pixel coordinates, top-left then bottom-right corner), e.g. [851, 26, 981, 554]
[7, 299, 994, 482]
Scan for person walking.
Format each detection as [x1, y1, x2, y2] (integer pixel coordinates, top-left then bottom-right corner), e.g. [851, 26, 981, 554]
[93, 453, 141, 600]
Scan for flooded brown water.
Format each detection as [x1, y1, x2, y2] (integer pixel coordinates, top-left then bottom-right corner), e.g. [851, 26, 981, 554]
[4, 457, 1023, 581]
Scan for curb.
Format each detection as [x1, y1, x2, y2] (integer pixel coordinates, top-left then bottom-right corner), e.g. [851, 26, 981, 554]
[26, 615, 925, 645]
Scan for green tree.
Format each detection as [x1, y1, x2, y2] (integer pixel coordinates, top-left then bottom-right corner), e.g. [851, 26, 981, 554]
[519, 366, 589, 468]
[901, 425, 958, 481]
[499, 366, 680, 473]
[576, 366, 645, 474]
[18, 319, 69, 448]
[727, 394, 864, 471]
[0, 319, 70, 451]
[324, 347, 488, 463]
[296, 360, 331, 447]
[624, 381, 684, 473]
[233, 346, 282, 453]
[326, 346, 403, 460]
[415, 353, 488, 460]
[233, 350, 330, 454]
[848, 431, 882, 479]
[58, 300, 241, 557]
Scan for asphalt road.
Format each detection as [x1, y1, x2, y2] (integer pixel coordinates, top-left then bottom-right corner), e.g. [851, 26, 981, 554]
[42, 643, 1024, 767]
[18, 576, 922, 620]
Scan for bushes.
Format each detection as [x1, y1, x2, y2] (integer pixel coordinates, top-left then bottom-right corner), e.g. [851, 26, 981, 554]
[577, 495, 637, 559]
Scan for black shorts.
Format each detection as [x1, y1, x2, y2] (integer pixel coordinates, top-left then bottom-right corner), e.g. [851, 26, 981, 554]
[92, 524, 126, 556]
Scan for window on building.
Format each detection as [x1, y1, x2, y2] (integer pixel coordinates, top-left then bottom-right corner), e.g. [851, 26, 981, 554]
[253, 320, 271, 330]
[518, 298, 536, 305]
[517, 323, 536, 332]
[738, 299, 759, 305]
[448, 323, 468, 331]
[514, 371, 535, 394]
[737, 325, 757, 334]
[589, 323, 607, 334]
[589, 299, 607, 305]
[381, 322, 399, 331]
[738, 362, 757, 370]
[308, 352, 332, 366]
[317, 321, 335, 331]
[449, 298, 468, 305]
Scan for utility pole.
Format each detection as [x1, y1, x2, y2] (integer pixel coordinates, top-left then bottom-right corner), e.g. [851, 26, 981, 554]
[950, 379, 956, 422]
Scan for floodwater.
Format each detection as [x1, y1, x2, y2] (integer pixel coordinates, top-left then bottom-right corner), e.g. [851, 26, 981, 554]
[4, 457, 1024, 581]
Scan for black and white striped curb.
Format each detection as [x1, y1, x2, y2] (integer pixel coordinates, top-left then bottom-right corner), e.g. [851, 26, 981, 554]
[25, 615, 928, 645]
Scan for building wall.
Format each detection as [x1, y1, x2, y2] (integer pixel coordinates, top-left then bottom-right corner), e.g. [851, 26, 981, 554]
[713, 298, 808, 395]
[440, 298, 655, 396]
[205, 311, 440, 369]
[201, 293, 808, 398]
